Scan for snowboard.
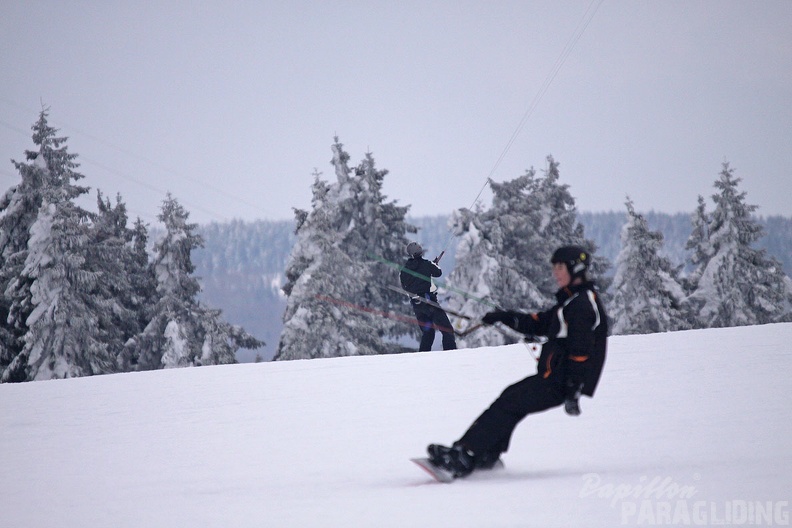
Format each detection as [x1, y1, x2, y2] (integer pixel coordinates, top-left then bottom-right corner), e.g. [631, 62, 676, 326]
[410, 457, 454, 483]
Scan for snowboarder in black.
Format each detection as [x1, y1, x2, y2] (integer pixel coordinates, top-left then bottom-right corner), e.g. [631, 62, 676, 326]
[427, 245, 607, 478]
[400, 242, 457, 352]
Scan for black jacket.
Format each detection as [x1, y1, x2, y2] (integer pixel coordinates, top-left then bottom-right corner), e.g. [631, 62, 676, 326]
[400, 257, 442, 297]
[502, 282, 608, 397]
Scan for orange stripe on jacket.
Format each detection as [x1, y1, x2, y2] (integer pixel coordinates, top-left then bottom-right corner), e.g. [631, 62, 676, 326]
[543, 353, 589, 379]
[542, 352, 554, 379]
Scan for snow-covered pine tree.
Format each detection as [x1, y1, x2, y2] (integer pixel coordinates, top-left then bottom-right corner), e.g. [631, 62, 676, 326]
[129, 217, 158, 336]
[126, 194, 262, 370]
[445, 205, 544, 348]
[609, 198, 690, 335]
[532, 155, 609, 295]
[88, 191, 151, 362]
[684, 162, 791, 327]
[685, 195, 710, 288]
[445, 169, 549, 348]
[133, 193, 205, 369]
[275, 138, 416, 360]
[0, 112, 62, 380]
[446, 156, 605, 348]
[2, 110, 117, 381]
[349, 151, 417, 343]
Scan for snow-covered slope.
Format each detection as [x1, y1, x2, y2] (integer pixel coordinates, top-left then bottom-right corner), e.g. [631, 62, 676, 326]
[2, 324, 791, 527]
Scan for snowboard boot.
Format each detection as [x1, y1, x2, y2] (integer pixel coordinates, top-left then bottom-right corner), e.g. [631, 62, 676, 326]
[427, 443, 450, 466]
[426, 443, 475, 478]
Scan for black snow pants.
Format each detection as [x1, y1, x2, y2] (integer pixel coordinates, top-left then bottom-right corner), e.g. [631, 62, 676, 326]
[412, 299, 457, 352]
[457, 373, 565, 458]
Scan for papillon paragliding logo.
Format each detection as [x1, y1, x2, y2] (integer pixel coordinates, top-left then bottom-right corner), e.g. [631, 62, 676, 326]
[579, 473, 790, 526]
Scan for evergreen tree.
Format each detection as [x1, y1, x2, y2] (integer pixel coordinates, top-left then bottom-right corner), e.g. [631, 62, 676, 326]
[129, 217, 158, 336]
[533, 156, 609, 293]
[0, 112, 61, 380]
[684, 162, 791, 327]
[125, 194, 262, 370]
[137, 193, 204, 369]
[446, 156, 605, 348]
[445, 206, 544, 348]
[349, 150, 417, 342]
[684, 195, 710, 292]
[275, 138, 416, 360]
[2, 110, 115, 381]
[87, 191, 148, 360]
[609, 198, 690, 335]
[449, 170, 544, 349]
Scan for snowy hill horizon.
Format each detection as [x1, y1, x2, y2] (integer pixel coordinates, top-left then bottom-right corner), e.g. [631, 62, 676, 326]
[2, 323, 790, 527]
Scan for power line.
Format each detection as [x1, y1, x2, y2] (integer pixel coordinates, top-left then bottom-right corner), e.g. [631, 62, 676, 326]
[0, 117, 225, 223]
[78, 155, 229, 222]
[485, 0, 605, 186]
[438, 0, 605, 255]
[0, 99, 270, 222]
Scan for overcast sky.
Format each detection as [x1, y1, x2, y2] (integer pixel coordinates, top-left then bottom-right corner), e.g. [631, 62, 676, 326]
[2, 1, 790, 226]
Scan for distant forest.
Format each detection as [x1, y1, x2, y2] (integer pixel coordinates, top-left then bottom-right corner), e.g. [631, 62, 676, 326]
[192, 212, 792, 361]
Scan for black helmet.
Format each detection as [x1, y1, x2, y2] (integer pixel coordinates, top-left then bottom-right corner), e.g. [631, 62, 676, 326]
[406, 242, 424, 258]
[551, 245, 590, 278]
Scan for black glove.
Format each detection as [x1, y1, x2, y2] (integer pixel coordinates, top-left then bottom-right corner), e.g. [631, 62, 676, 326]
[564, 380, 584, 416]
[564, 361, 587, 416]
[482, 311, 513, 326]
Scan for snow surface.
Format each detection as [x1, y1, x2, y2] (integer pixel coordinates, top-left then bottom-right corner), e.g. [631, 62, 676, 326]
[1, 324, 791, 527]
